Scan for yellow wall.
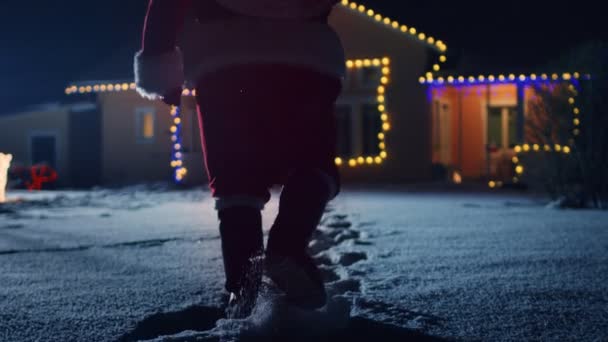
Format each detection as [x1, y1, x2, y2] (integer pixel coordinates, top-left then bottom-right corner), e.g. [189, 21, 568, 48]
[100, 91, 167, 184]
[0, 107, 71, 185]
[98, 91, 207, 185]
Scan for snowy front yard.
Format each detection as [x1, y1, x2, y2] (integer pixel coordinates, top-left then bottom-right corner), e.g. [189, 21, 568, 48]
[1, 187, 607, 341]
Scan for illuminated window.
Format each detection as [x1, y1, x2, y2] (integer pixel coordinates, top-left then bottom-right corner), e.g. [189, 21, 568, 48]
[135, 108, 156, 143]
[487, 106, 517, 149]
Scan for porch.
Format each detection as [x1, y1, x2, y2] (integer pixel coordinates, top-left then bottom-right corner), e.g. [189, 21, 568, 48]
[429, 83, 536, 183]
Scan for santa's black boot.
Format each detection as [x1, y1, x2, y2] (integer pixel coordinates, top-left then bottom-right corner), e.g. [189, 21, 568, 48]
[265, 169, 335, 309]
[218, 206, 264, 318]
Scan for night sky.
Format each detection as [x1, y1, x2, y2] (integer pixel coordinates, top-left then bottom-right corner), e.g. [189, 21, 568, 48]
[1, 0, 605, 114]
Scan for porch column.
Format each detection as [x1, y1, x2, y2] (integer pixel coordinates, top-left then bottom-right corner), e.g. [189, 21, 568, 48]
[516, 83, 525, 143]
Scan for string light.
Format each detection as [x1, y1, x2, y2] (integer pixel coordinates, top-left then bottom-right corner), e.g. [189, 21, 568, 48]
[420, 72, 584, 86]
[339, 0, 446, 90]
[65, 82, 196, 96]
[339, 58, 392, 168]
[488, 79, 585, 188]
[170, 105, 186, 184]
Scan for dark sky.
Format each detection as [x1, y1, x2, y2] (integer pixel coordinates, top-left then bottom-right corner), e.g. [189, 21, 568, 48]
[1, 0, 605, 113]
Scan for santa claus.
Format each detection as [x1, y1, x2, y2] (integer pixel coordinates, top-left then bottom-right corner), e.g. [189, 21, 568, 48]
[134, 0, 345, 318]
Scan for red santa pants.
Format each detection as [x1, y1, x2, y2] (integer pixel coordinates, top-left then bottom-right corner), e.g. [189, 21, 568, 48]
[195, 65, 342, 209]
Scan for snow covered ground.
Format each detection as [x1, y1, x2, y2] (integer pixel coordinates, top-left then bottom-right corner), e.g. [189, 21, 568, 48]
[1, 187, 607, 341]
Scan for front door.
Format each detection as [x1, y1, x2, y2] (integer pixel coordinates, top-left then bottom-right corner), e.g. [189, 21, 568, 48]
[432, 99, 451, 165]
[486, 106, 517, 180]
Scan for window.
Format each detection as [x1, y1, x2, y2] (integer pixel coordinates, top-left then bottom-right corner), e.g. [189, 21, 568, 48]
[361, 104, 382, 155]
[487, 106, 517, 148]
[335, 105, 352, 157]
[135, 108, 155, 143]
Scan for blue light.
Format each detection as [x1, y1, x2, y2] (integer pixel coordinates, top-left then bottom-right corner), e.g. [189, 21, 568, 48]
[170, 106, 185, 184]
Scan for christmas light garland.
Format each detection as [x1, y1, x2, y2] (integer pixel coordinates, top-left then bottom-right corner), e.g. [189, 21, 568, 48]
[489, 80, 583, 188]
[169, 105, 187, 184]
[337, 57, 391, 168]
[420, 72, 591, 86]
[338, 0, 448, 81]
[339, 0, 447, 53]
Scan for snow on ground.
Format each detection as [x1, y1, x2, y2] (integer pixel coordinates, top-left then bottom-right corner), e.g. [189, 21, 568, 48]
[0, 187, 607, 341]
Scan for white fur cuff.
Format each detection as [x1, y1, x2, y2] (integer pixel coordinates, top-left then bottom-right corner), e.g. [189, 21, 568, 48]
[134, 48, 184, 100]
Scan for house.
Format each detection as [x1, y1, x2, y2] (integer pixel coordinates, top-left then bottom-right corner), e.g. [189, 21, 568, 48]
[0, 0, 585, 188]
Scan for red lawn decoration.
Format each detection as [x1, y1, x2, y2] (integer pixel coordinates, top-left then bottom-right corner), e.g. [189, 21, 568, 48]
[26, 165, 58, 190]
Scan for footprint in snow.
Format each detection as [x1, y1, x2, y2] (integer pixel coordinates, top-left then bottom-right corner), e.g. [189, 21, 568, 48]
[328, 278, 361, 295]
[319, 266, 341, 283]
[333, 230, 361, 244]
[338, 252, 367, 266]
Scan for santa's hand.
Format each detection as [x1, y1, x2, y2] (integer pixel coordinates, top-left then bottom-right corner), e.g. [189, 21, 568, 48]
[163, 88, 183, 106]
